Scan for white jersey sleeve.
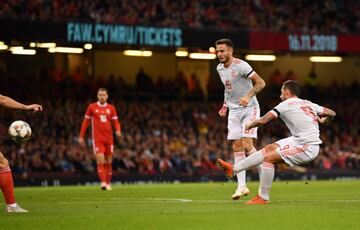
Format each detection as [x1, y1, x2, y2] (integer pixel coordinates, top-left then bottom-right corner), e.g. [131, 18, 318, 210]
[238, 61, 256, 79]
[271, 101, 289, 118]
[309, 101, 324, 115]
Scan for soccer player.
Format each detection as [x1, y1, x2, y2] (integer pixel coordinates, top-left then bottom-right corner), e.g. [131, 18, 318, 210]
[0, 94, 42, 213]
[216, 38, 266, 200]
[217, 80, 336, 204]
[79, 88, 121, 191]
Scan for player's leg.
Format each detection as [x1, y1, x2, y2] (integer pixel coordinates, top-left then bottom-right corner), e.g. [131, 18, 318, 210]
[104, 144, 113, 191]
[217, 143, 284, 179]
[217, 143, 281, 205]
[242, 137, 262, 177]
[0, 151, 27, 212]
[246, 138, 320, 204]
[227, 110, 249, 200]
[94, 142, 107, 190]
[242, 105, 262, 175]
[231, 139, 250, 200]
[243, 137, 275, 203]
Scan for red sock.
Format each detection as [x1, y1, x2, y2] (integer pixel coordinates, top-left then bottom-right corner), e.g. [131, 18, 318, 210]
[97, 164, 106, 183]
[0, 167, 16, 205]
[104, 163, 112, 185]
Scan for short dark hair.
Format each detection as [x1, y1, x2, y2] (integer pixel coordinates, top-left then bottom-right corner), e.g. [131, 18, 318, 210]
[97, 88, 108, 94]
[282, 80, 300, 96]
[215, 38, 233, 48]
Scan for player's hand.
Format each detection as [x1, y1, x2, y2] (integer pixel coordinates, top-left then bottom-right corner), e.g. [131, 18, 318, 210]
[239, 96, 250, 107]
[79, 137, 85, 146]
[115, 130, 122, 143]
[218, 106, 227, 117]
[25, 104, 43, 112]
[245, 123, 252, 131]
[317, 116, 332, 125]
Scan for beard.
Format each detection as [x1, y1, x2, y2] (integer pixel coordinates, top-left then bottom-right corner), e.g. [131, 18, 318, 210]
[219, 57, 228, 63]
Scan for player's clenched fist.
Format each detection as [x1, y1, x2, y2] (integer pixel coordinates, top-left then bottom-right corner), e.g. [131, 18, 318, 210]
[239, 96, 250, 106]
[25, 104, 43, 112]
[218, 105, 228, 117]
[78, 137, 85, 146]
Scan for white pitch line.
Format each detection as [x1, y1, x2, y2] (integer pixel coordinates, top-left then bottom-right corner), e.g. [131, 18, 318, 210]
[18, 198, 360, 206]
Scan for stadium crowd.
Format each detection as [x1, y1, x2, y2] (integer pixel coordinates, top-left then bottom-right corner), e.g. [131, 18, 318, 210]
[0, 69, 358, 178]
[0, 0, 359, 34]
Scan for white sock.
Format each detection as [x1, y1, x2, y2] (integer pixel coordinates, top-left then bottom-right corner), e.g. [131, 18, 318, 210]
[234, 151, 246, 188]
[8, 203, 17, 208]
[247, 147, 262, 177]
[233, 150, 265, 174]
[258, 163, 274, 201]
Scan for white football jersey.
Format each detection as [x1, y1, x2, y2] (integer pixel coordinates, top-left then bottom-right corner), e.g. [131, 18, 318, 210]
[217, 58, 258, 110]
[270, 97, 324, 145]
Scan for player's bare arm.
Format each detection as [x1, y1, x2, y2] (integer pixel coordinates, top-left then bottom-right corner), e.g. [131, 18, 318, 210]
[0, 94, 42, 112]
[239, 73, 266, 106]
[318, 107, 336, 125]
[245, 111, 275, 130]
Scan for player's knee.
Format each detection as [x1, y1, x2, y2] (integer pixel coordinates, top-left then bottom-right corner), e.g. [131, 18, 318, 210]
[0, 155, 9, 168]
[262, 144, 279, 164]
[95, 154, 105, 164]
[232, 141, 243, 152]
[243, 143, 253, 154]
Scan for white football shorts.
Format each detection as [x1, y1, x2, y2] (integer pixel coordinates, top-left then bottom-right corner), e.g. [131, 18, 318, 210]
[275, 136, 320, 167]
[227, 104, 260, 140]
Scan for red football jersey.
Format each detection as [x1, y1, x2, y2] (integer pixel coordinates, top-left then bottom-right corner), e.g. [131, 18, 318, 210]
[82, 102, 119, 143]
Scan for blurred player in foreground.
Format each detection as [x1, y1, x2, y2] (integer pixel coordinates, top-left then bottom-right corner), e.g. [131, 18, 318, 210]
[79, 88, 121, 191]
[216, 38, 266, 200]
[0, 94, 42, 213]
[217, 80, 336, 204]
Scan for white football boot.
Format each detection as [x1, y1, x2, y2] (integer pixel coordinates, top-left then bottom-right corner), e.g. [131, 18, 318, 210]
[6, 204, 28, 213]
[232, 187, 250, 200]
[106, 184, 112, 191]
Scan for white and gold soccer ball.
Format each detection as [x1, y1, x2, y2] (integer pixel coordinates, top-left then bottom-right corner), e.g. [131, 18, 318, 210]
[8, 120, 32, 143]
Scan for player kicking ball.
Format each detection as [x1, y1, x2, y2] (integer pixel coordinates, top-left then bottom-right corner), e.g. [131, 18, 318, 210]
[0, 94, 42, 213]
[217, 80, 336, 204]
[79, 88, 121, 191]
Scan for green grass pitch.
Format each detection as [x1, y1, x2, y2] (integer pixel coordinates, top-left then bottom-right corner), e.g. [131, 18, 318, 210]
[1, 180, 360, 230]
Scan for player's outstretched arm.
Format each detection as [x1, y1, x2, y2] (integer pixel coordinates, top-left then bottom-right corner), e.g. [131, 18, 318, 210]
[240, 73, 266, 106]
[318, 107, 336, 125]
[0, 94, 42, 112]
[245, 111, 275, 130]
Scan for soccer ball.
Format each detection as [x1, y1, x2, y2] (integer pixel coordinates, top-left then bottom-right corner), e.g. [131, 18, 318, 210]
[8, 120, 32, 143]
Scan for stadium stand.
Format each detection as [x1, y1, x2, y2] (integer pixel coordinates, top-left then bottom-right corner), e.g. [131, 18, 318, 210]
[0, 69, 358, 178]
[0, 0, 359, 33]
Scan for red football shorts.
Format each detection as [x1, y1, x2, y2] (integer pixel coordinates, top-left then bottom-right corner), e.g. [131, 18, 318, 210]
[93, 141, 113, 155]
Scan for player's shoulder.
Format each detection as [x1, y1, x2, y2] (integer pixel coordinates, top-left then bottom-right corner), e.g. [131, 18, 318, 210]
[232, 58, 251, 71]
[88, 102, 98, 108]
[233, 58, 243, 65]
[216, 63, 224, 71]
[275, 99, 289, 109]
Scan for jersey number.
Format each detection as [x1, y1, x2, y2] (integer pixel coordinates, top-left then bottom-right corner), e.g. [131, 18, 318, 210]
[100, 115, 107, 123]
[225, 80, 232, 90]
[300, 106, 317, 122]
